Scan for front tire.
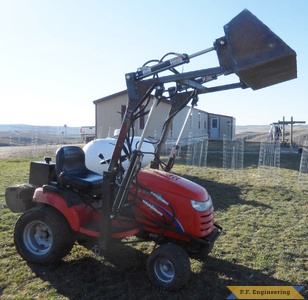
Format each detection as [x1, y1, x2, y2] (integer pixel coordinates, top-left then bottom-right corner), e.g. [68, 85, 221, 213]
[146, 243, 191, 290]
[14, 205, 75, 265]
[185, 242, 214, 258]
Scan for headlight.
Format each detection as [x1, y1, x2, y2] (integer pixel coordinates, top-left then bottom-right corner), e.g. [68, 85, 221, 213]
[190, 197, 213, 212]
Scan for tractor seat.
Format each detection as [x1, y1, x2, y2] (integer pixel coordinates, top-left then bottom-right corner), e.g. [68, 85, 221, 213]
[56, 146, 103, 196]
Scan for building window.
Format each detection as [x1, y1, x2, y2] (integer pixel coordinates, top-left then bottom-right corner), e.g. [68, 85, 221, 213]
[139, 106, 145, 129]
[198, 112, 201, 129]
[121, 105, 126, 121]
[212, 118, 218, 128]
[189, 113, 193, 129]
[204, 120, 207, 129]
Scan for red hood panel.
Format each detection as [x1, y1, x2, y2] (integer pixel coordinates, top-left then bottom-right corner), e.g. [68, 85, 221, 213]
[136, 169, 208, 200]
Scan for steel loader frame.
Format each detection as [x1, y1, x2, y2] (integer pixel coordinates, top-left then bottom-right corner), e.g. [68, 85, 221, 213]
[100, 9, 297, 250]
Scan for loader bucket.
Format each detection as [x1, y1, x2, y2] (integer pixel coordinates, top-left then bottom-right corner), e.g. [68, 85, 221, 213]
[215, 9, 297, 90]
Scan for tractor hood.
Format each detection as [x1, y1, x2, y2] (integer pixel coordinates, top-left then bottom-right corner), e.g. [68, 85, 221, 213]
[136, 168, 209, 201]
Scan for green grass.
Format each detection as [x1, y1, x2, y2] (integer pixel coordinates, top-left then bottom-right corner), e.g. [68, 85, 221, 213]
[0, 153, 307, 299]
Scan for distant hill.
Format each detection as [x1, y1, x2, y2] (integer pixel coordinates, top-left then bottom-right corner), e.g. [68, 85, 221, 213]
[236, 124, 308, 144]
[0, 124, 307, 147]
[0, 124, 80, 134]
[0, 124, 82, 146]
[236, 125, 269, 133]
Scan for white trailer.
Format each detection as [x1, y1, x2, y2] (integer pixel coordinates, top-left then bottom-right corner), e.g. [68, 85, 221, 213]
[80, 126, 95, 143]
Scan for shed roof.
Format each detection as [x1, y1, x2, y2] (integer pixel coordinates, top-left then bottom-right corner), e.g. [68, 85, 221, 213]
[93, 90, 127, 104]
[93, 90, 234, 119]
[93, 90, 170, 106]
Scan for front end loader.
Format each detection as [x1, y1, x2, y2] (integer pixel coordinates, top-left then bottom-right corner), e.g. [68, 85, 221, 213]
[5, 9, 296, 289]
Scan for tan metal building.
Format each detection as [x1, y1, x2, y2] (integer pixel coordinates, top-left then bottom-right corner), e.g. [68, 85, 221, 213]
[93, 90, 235, 140]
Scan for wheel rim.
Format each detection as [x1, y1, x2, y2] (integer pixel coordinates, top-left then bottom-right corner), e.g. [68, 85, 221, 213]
[154, 257, 175, 283]
[23, 220, 53, 255]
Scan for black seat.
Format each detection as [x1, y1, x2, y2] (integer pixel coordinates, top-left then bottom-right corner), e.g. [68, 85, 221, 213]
[56, 146, 103, 196]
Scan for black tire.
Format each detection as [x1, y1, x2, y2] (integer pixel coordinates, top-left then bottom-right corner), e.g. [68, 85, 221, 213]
[146, 243, 191, 290]
[185, 242, 214, 258]
[14, 205, 75, 265]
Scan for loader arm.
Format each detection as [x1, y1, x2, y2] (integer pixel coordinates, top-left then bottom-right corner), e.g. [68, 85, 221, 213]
[99, 9, 297, 250]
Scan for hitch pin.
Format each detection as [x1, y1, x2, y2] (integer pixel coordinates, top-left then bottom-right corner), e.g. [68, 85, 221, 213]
[92, 245, 101, 256]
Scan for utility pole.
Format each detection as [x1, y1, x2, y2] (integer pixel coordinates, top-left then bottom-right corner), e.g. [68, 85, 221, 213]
[274, 116, 306, 149]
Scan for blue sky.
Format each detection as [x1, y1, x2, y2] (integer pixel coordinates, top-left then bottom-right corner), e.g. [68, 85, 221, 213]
[0, 0, 307, 127]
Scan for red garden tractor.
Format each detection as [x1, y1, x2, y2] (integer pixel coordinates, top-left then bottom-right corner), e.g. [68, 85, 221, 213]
[5, 10, 296, 290]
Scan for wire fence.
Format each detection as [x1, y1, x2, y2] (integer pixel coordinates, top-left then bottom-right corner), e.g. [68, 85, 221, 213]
[160, 134, 209, 167]
[2, 127, 308, 191]
[222, 135, 244, 181]
[298, 139, 308, 190]
[257, 139, 281, 184]
[0, 125, 82, 160]
[185, 134, 209, 167]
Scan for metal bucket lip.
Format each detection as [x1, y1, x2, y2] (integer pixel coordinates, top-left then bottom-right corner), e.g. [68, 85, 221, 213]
[220, 9, 297, 90]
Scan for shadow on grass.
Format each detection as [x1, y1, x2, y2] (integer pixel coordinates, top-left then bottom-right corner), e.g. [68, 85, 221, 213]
[183, 174, 272, 211]
[29, 243, 151, 300]
[195, 255, 307, 300]
[28, 241, 304, 300]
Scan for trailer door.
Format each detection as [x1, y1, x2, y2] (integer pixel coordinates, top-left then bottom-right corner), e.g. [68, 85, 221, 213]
[210, 117, 219, 139]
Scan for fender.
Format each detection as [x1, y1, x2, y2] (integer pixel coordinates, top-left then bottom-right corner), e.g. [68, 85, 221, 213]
[33, 187, 90, 231]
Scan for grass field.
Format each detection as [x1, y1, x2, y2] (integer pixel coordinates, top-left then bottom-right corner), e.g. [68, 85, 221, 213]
[0, 148, 307, 299]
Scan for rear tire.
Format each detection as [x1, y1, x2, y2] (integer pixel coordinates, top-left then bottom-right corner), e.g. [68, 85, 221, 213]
[14, 205, 75, 265]
[146, 243, 191, 290]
